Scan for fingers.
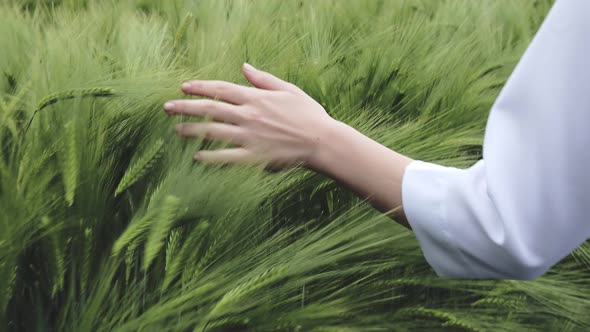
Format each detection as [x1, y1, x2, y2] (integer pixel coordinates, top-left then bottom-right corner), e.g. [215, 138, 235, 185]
[164, 99, 244, 124]
[179, 64, 300, 106]
[242, 63, 300, 93]
[175, 122, 245, 145]
[180, 80, 257, 105]
[194, 148, 256, 164]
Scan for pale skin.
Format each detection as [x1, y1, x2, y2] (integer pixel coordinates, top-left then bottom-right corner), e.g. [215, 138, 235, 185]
[164, 63, 414, 229]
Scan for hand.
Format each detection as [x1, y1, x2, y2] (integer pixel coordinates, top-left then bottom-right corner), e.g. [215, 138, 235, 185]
[164, 63, 337, 170]
[165, 64, 413, 228]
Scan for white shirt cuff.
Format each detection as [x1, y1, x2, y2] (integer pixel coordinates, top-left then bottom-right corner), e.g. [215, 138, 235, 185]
[402, 160, 474, 278]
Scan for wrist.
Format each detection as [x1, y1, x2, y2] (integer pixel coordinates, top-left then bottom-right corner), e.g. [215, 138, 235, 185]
[306, 119, 356, 174]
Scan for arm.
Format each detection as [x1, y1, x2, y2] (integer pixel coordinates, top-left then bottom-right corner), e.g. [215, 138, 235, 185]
[309, 120, 413, 229]
[164, 64, 414, 229]
[166, 0, 590, 280]
[403, 0, 590, 279]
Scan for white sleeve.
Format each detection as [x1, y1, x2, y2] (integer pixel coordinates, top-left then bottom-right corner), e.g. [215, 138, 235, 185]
[402, 0, 590, 280]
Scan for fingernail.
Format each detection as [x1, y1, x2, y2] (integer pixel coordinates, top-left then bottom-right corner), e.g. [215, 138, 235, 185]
[181, 82, 192, 90]
[175, 124, 183, 133]
[243, 63, 256, 72]
[164, 102, 175, 113]
[194, 152, 201, 160]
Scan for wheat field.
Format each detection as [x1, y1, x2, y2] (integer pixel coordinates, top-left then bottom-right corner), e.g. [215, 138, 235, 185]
[1, 0, 589, 331]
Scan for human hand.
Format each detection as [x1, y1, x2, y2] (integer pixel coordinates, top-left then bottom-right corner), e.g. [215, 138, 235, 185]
[164, 63, 338, 170]
[165, 64, 413, 228]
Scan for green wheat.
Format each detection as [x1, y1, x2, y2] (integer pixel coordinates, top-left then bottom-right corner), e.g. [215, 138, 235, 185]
[36, 87, 115, 112]
[115, 139, 164, 196]
[144, 195, 180, 270]
[174, 13, 193, 50]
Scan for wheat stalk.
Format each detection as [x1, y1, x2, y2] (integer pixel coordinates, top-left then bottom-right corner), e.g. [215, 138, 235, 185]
[61, 121, 78, 206]
[51, 236, 66, 297]
[174, 13, 193, 50]
[165, 227, 182, 272]
[1, 264, 17, 314]
[472, 296, 526, 309]
[22, 87, 115, 137]
[5, 79, 33, 115]
[143, 195, 180, 270]
[39, 216, 66, 297]
[206, 266, 286, 320]
[112, 212, 154, 256]
[16, 143, 58, 194]
[125, 244, 136, 285]
[0, 79, 33, 139]
[203, 317, 250, 331]
[115, 139, 164, 196]
[36, 87, 115, 111]
[163, 221, 209, 290]
[81, 227, 93, 298]
[186, 238, 217, 286]
[398, 307, 481, 332]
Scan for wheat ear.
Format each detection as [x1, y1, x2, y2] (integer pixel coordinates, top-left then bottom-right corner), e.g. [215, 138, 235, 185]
[22, 87, 115, 137]
[207, 266, 286, 320]
[112, 212, 154, 256]
[163, 221, 209, 290]
[174, 13, 193, 50]
[61, 121, 78, 206]
[81, 227, 93, 298]
[144, 195, 180, 270]
[36, 87, 115, 111]
[115, 139, 164, 196]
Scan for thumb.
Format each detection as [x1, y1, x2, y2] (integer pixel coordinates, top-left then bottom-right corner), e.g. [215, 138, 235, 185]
[242, 63, 299, 93]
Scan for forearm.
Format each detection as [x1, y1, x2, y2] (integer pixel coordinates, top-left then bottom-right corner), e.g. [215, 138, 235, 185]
[308, 120, 413, 229]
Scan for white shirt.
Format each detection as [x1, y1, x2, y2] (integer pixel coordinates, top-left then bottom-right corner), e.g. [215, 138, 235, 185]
[402, 0, 590, 280]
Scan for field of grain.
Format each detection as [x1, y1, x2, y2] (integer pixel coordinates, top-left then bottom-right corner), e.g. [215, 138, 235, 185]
[2, 0, 589, 331]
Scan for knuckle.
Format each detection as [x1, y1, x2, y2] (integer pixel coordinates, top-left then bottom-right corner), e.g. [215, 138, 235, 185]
[284, 82, 297, 91]
[225, 107, 239, 120]
[176, 123, 189, 135]
[203, 100, 219, 111]
[286, 84, 303, 95]
[211, 81, 227, 97]
[204, 131, 215, 140]
[243, 107, 263, 123]
[202, 124, 214, 138]
[240, 89, 254, 102]
[267, 90, 292, 103]
[277, 90, 293, 98]
[255, 92, 277, 108]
